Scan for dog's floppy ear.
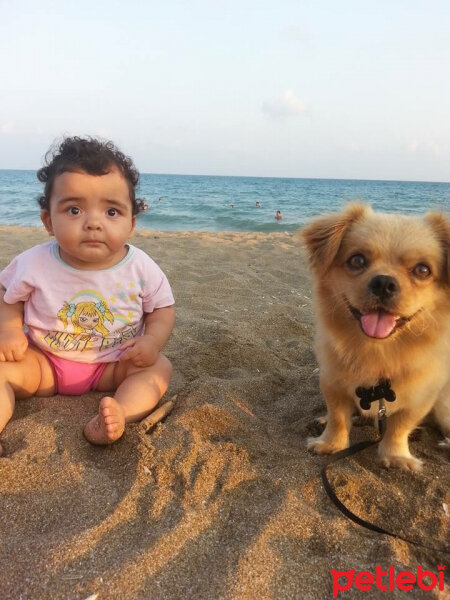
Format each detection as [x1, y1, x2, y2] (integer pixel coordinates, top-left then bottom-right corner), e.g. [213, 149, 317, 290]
[301, 203, 369, 274]
[425, 211, 450, 284]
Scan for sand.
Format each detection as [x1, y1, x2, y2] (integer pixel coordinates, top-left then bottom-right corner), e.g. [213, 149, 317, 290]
[0, 226, 448, 600]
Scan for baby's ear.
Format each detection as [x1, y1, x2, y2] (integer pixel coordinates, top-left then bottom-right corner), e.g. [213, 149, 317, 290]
[40, 210, 54, 235]
[425, 211, 450, 284]
[301, 203, 369, 274]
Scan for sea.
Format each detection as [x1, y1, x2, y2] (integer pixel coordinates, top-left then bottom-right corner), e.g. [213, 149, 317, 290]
[0, 170, 448, 233]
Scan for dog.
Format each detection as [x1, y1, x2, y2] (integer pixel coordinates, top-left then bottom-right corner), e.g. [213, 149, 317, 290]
[302, 203, 450, 470]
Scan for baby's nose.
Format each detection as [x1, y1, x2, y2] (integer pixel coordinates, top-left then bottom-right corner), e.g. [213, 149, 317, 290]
[85, 214, 102, 229]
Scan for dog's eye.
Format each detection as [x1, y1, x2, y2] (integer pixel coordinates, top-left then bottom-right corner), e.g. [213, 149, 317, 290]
[412, 263, 431, 279]
[347, 254, 367, 270]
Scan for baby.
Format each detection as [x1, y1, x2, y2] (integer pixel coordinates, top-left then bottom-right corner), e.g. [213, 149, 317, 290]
[0, 137, 175, 455]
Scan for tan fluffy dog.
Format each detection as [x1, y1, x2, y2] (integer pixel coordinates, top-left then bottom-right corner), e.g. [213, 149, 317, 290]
[302, 204, 450, 470]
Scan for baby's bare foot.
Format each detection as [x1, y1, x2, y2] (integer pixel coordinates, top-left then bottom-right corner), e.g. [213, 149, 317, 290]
[83, 396, 125, 445]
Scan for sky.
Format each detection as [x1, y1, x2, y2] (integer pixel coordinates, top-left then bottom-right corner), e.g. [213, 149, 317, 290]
[1, 0, 450, 181]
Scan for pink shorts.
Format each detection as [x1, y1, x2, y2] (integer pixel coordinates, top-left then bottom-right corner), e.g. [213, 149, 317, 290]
[41, 350, 108, 395]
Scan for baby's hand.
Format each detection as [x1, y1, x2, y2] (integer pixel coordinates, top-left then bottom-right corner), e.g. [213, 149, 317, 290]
[0, 328, 28, 362]
[119, 335, 159, 367]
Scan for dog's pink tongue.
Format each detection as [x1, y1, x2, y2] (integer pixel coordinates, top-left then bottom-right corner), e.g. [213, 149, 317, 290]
[360, 310, 397, 339]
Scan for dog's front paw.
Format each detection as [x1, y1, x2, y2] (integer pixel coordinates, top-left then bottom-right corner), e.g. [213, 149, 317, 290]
[379, 453, 423, 472]
[307, 436, 348, 455]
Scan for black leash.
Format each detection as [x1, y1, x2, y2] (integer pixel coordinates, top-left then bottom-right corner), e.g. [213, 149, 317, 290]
[320, 380, 449, 555]
[322, 440, 386, 534]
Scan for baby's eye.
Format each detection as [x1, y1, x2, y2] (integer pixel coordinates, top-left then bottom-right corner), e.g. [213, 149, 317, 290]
[69, 206, 80, 215]
[107, 208, 119, 217]
[346, 253, 367, 270]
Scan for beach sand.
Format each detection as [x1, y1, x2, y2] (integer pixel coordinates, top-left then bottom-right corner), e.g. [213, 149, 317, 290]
[0, 226, 448, 599]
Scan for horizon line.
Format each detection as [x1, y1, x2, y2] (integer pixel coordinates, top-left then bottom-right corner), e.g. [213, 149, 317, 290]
[0, 167, 449, 186]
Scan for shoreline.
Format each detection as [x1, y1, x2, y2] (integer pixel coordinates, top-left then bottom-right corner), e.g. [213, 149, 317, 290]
[0, 227, 448, 599]
[0, 224, 299, 240]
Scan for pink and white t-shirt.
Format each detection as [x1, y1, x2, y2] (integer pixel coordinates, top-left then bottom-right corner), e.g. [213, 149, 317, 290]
[0, 241, 174, 363]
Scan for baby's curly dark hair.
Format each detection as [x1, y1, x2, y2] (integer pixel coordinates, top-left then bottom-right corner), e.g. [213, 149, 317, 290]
[37, 136, 146, 215]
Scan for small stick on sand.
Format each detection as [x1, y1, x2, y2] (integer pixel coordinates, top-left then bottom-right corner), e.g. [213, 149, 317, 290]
[140, 398, 176, 433]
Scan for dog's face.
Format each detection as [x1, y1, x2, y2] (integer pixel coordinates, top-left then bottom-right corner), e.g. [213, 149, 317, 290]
[303, 204, 450, 341]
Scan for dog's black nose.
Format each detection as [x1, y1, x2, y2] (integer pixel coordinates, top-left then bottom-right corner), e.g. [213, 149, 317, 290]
[368, 275, 399, 300]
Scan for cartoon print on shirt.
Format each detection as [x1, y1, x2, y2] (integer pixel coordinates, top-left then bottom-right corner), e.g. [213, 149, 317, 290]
[43, 291, 138, 352]
[58, 300, 114, 341]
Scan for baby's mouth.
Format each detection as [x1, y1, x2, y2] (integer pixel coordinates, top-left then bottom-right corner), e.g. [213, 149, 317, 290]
[348, 304, 411, 339]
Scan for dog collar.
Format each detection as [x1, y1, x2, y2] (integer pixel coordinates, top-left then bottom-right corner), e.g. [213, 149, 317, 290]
[356, 378, 396, 436]
[356, 378, 396, 410]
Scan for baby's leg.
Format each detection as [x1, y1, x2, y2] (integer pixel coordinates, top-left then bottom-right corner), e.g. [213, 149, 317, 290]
[0, 347, 55, 455]
[84, 354, 172, 445]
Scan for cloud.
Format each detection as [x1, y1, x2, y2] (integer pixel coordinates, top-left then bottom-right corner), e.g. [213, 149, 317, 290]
[280, 26, 311, 42]
[262, 90, 308, 119]
[407, 139, 441, 156]
[0, 121, 15, 134]
[0, 122, 50, 136]
[408, 139, 419, 152]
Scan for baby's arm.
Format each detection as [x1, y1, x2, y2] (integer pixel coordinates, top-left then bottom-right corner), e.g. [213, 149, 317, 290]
[119, 305, 175, 367]
[0, 288, 28, 361]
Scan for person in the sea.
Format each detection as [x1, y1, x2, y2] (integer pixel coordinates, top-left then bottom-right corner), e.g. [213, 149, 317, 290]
[0, 136, 175, 455]
[275, 210, 283, 220]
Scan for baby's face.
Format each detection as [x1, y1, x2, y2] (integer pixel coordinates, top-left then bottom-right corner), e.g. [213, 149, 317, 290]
[41, 167, 135, 270]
